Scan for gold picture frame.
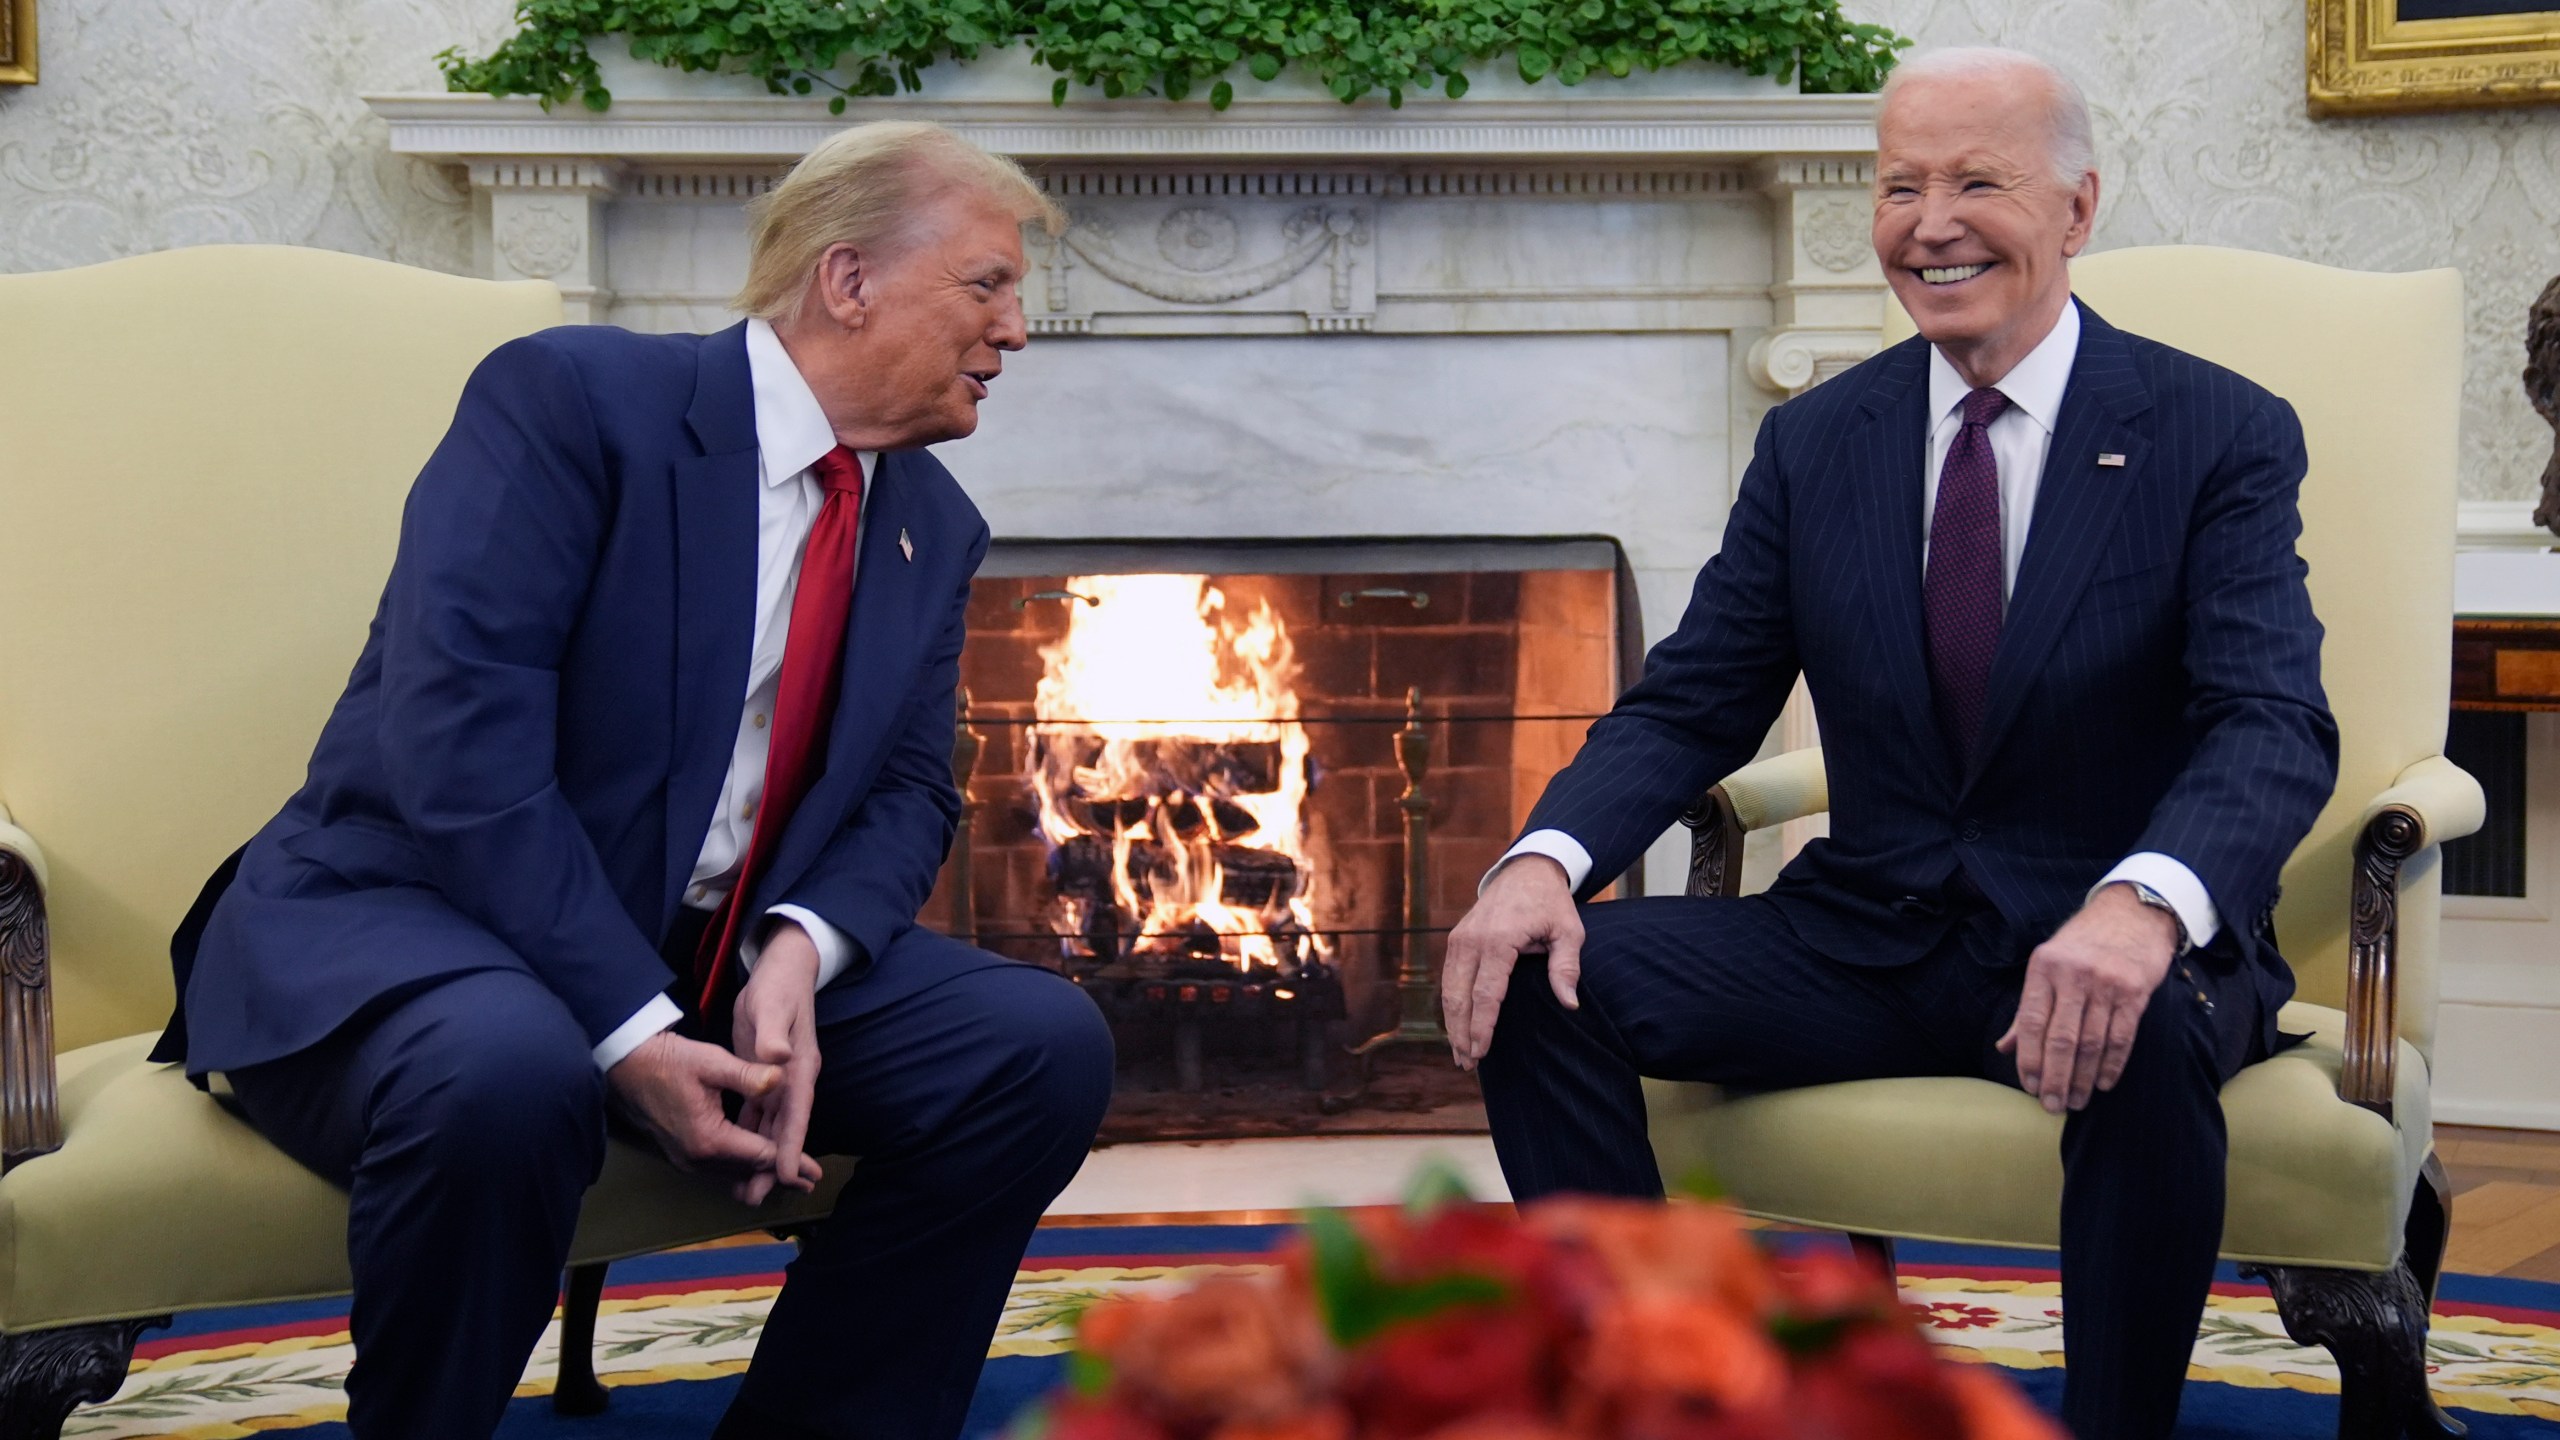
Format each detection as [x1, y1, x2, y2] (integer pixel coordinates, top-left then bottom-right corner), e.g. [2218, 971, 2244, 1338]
[0, 0, 33, 85]
[2310, 0, 2560, 114]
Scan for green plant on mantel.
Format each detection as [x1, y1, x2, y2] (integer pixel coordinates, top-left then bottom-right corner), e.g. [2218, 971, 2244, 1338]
[439, 0, 1909, 114]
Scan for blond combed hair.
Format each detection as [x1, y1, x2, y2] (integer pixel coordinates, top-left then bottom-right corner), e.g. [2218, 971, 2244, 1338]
[735, 121, 1064, 323]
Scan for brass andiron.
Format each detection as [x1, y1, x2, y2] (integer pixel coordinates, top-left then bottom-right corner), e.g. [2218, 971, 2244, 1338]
[1356, 686, 1446, 1050]
[949, 687, 982, 945]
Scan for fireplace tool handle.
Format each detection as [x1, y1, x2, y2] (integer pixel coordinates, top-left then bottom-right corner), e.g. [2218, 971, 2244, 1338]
[1014, 589, 1098, 610]
[1354, 686, 1446, 1052]
[948, 688, 982, 944]
[1337, 587, 1430, 611]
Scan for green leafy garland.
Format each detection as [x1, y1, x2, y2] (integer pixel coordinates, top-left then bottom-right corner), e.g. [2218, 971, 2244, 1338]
[439, 0, 1908, 115]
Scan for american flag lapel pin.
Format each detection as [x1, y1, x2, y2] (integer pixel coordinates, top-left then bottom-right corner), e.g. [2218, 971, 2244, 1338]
[2097, 452, 2127, 467]
[899, 527, 915, 562]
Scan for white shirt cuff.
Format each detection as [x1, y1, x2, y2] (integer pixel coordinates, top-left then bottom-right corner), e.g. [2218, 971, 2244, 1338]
[750, 904, 855, 990]
[2095, 852, 2222, 948]
[592, 992, 683, 1072]
[1485, 829, 1594, 895]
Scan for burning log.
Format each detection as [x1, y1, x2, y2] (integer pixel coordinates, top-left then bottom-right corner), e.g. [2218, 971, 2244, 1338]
[1213, 845, 1301, 909]
[1027, 574, 1331, 1015]
[1049, 834, 1116, 901]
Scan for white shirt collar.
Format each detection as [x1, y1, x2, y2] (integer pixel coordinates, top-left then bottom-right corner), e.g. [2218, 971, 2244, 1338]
[1927, 297, 2082, 436]
[744, 317, 862, 489]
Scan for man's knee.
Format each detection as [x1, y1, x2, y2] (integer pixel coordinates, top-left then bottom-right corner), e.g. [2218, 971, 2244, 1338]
[2086, 970, 2226, 1119]
[381, 989, 605, 1176]
[1485, 952, 1569, 1059]
[975, 965, 1116, 1135]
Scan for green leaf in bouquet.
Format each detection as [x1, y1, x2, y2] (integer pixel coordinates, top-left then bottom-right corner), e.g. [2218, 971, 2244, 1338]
[1765, 1310, 1862, 1357]
[1303, 1208, 1510, 1346]
[1672, 1160, 1728, 1202]
[1067, 1347, 1116, 1398]
[1401, 1158, 1477, 1217]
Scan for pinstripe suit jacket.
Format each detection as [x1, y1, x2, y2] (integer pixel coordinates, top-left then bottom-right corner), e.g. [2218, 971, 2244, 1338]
[1525, 301, 2338, 1037]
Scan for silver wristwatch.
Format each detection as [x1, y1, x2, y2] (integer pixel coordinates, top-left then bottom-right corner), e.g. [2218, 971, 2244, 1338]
[2121, 880, 2194, 957]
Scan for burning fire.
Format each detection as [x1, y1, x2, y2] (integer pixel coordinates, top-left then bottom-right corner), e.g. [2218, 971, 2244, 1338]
[1029, 575, 1323, 973]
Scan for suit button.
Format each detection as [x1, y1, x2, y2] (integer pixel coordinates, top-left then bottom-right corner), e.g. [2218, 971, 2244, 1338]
[1892, 895, 1937, 919]
[1958, 820, 1984, 843]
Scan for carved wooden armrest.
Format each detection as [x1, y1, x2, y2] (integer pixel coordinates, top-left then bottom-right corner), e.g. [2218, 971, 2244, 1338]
[1680, 747, 1829, 900]
[2342, 755, 2485, 1121]
[0, 809, 60, 1170]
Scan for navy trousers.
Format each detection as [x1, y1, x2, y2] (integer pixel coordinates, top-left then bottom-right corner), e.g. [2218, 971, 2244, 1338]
[1476, 893, 2270, 1440]
[226, 925, 1114, 1440]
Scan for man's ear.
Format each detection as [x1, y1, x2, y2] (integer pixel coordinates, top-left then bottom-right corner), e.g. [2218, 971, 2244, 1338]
[2060, 171, 2101, 259]
[812, 242, 869, 331]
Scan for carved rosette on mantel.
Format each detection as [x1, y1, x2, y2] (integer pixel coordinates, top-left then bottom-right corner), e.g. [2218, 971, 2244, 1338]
[476, 158, 622, 322]
[364, 74, 1884, 357]
[1749, 156, 1884, 395]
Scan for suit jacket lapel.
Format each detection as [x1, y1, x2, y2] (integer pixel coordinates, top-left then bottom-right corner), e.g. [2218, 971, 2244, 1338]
[755, 449, 931, 902]
[1850, 340, 1955, 781]
[662, 325, 761, 923]
[1966, 302, 2154, 788]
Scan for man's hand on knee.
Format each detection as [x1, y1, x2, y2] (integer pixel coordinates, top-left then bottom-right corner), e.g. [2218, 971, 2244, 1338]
[1441, 856, 1584, 1072]
[607, 1032, 785, 1177]
[730, 922, 827, 1206]
[1998, 883, 2181, 1114]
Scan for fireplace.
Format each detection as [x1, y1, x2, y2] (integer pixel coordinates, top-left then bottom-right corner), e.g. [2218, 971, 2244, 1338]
[925, 538, 1637, 1138]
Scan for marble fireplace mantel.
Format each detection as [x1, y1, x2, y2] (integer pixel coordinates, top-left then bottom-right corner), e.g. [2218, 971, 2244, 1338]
[366, 74, 1886, 390]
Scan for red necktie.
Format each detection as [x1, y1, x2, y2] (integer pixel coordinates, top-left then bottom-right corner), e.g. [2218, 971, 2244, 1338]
[693, 445, 865, 1013]
[1923, 387, 2010, 760]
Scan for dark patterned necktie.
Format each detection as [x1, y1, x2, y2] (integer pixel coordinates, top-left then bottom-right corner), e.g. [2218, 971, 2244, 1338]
[1924, 386, 2011, 760]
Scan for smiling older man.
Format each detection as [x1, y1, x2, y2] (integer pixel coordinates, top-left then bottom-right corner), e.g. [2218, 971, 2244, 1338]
[154, 122, 1113, 1440]
[1441, 47, 2336, 1439]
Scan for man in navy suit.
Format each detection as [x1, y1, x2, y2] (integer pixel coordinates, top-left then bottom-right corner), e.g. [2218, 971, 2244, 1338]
[1442, 48, 2336, 1440]
[153, 122, 1114, 1440]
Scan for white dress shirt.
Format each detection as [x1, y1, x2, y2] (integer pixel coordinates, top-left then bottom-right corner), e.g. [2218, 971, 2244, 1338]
[1493, 300, 2221, 949]
[592, 318, 878, 1070]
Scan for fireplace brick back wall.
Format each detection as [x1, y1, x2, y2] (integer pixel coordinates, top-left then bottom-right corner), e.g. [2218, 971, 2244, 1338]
[926, 564, 1618, 1032]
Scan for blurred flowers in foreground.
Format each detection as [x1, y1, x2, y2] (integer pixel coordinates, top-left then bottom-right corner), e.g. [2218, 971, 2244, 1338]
[1015, 1173, 2059, 1440]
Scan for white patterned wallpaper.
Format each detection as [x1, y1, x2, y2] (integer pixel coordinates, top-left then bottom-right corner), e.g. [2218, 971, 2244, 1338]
[2, 0, 2554, 498]
[0, 0, 510, 275]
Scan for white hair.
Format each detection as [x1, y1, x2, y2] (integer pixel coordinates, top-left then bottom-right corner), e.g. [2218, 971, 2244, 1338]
[1881, 46, 2097, 189]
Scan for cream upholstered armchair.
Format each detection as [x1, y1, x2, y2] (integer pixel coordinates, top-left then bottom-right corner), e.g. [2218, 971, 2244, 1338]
[1648, 247, 2480, 1439]
[0, 247, 847, 1434]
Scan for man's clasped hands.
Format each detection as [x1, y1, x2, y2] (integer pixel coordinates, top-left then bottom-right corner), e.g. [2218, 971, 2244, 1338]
[607, 923, 828, 1206]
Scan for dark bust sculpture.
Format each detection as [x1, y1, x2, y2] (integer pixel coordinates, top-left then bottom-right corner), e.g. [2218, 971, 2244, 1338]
[2529, 275, 2560, 535]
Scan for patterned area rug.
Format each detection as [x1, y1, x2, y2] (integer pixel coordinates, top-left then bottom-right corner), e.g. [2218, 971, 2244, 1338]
[58, 1222, 2560, 1439]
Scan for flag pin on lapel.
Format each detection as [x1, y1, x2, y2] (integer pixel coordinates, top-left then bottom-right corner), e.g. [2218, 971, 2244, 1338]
[2097, 452, 2127, 467]
[899, 528, 915, 562]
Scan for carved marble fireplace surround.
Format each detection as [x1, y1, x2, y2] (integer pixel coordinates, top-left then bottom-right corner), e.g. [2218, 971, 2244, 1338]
[369, 62, 1885, 893]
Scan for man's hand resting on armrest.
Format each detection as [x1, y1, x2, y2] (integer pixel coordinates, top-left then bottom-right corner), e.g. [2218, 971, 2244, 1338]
[729, 921, 827, 1206]
[1441, 855, 1585, 1072]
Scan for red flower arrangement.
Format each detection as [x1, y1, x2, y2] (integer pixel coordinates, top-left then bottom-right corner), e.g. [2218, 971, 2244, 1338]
[1017, 1179, 2059, 1440]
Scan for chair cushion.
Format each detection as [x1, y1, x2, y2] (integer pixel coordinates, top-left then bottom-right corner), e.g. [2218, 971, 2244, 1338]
[0, 1035, 852, 1331]
[1646, 1002, 2428, 1272]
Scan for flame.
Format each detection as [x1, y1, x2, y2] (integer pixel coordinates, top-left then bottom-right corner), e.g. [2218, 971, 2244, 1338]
[1029, 575, 1322, 972]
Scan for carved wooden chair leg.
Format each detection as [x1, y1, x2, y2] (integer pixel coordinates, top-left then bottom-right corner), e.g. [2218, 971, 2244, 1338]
[2407, 1154, 2454, 1312]
[1846, 1233, 1898, 1284]
[0, 1317, 165, 1440]
[552, 1262, 611, 1417]
[2400, 1156, 2468, 1437]
[2241, 1259, 2462, 1440]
